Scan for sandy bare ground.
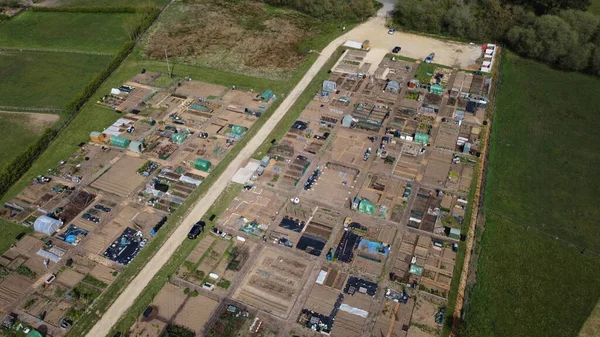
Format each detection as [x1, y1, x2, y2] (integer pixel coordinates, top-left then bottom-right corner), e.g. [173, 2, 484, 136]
[0, 111, 60, 128]
[86, 15, 482, 336]
[579, 298, 600, 337]
[344, 17, 481, 70]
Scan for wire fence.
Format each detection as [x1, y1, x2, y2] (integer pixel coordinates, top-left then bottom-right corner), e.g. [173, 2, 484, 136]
[0, 106, 64, 113]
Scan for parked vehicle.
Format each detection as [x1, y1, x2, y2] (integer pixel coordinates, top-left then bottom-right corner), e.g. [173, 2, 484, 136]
[425, 52, 435, 63]
[392, 46, 401, 53]
[388, 28, 396, 35]
[82, 213, 100, 223]
[94, 204, 112, 212]
[188, 221, 206, 239]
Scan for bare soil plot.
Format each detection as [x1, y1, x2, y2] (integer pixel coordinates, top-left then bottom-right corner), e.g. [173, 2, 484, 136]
[407, 188, 442, 233]
[220, 187, 285, 232]
[176, 81, 227, 99]
[88, 263, 117, 285]
[173, 294, 219, 334]
[326, 128, 372, 169]
[373, 298, 414, 337]
[151, 282, 187, 320]
[332, 311, 365, 337]
[13, 236, 43, 257]
[302, 163, 357, 208]
[233, 248, 312, 318]
[91, 155, 147, 197]
[129, 318, 167, 337]
[45, 300, 71, 326]
[393, 143, 422, 180]
[0, 274, 34, 308]
[407, 295, 445, 337]
[422, 150, 452, 187]
[304, 283, 338, 315]
[57, 269, 85, 288]
[185, 236, 215, 264]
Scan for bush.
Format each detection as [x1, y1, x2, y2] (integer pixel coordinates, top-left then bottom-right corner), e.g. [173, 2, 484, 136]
[191, 290, 199, 297]
[163, 324, 194, 337]
[183, 288, 190, 294]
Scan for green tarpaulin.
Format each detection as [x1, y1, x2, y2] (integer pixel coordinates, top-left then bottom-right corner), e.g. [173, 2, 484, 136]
[110, 135, 131, 148]
[231, 125, 247, 136]
[26, 330, 43, 337]
[171, 133, 187, 144]
[194, 158, 211, 172]
[430, 84, 443, 94]
[409, 264, 423, 276]
[358, 199, 376, 215]
[414, 132, 430, 145]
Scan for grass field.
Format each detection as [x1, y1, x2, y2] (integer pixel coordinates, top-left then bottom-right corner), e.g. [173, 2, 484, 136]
[589, 0, 600, 15]
[0, 220, 33, 255]
[0, 51, 112, 109]
[0, 12, 138, 53]
[464, 52, 600, 337]
[0, 112, 60, 169]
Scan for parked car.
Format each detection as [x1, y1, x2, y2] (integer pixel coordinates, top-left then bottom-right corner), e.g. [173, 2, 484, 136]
[188, 221, 206, 239]
[388, 28, 396, 35]
[59, 318, 73, 329]
[392, 46, 401, 53]
[94, 204, 111, 212]
[425, 52, 435, 63]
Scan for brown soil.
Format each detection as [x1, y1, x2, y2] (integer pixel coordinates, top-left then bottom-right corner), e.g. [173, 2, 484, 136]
[0, 111, 59, 130]
[145, 1, 310, 79]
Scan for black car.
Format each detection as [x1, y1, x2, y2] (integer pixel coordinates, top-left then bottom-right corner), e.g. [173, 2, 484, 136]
[188, 221, 206, 239]
[392, 46, 401, 53]
[94, 204, 112, 212]
[60, 318, 73, 329]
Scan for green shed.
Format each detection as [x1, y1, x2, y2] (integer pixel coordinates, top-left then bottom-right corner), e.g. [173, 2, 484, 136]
[194, 158, 211, 172]
[171, 133, 187, 144]
[430, 84, 443, 94]
[414, 132, 430, 145]
[260, 90, 273, 102]
[409, 264, 423, 276]
[110, 135, 131, 148]
[449, 227, 461, 240]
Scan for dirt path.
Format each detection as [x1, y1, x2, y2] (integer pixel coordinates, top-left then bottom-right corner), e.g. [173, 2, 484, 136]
[0, 110, 60, 129]
[85, 19, 368, 337]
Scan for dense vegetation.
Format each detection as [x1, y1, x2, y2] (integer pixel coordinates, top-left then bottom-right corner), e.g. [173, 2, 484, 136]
[463, 52, 600, 337]
[263, 0, 377, 20]
[394, 0, 600, 74]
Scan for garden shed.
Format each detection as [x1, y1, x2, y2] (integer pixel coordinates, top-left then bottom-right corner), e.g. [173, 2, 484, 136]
[171, 133, 187, 144]
[430, 84, 443, 94]
[358, 199, 376, 215]
[449, 227, 461, 240]
[194, 158, 212, 172]
[89, 131, 105, 143]
[110, 135, 131, 148]
[34, 216, 63, 236]
[260, 90, 274, 102]
[342, 115, 354, 127]
[129, 140, 145, 153]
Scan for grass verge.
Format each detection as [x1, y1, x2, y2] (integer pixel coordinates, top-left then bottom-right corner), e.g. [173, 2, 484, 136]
[0, 220, 33, 255]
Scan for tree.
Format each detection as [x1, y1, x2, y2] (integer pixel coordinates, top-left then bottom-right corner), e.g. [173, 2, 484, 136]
[558, 9, 599, 43]
[558, 42, 593, 70]
[533, 15, 577, 63]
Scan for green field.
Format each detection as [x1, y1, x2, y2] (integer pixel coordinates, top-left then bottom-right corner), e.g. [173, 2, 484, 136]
[0, 12, 138, 53]
[0, 220, 32, 255]
[0, 112, 59, 168]
[0, 51, 112, 109]
[50, 0, 170, 8]
[590, 0, 600, 15]
[464, 52, 600, 337]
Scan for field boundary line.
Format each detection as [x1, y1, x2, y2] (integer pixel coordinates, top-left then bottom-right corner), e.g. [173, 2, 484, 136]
[0, 46, 113, 56]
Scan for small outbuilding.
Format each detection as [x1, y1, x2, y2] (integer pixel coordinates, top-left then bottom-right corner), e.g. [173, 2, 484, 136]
[34, 216, 63, 236]
[194, 158, 212, 172]
[449, 227, 461, 240]
[414, 132, 430, 145]
[129, 140, 145, 153]
[342, 115, 354, 128]
[260, 90, 274, 102]
[110, 135, 131, 148]
[90, 131, 105, 143]
[171, 133, 187, 144]
[430, 84, 443, 95]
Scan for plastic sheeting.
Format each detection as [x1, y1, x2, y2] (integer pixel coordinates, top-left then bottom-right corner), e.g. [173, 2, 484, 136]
[358, 199, 376, 215]
[34, 216, 62, 236]
[339, 304, 368, 318]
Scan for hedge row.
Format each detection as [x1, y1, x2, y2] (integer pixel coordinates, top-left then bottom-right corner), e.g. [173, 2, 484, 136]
[0, 8, 160, 199]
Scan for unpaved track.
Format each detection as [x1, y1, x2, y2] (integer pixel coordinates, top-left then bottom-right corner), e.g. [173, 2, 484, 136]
[86, 22, 359, 337]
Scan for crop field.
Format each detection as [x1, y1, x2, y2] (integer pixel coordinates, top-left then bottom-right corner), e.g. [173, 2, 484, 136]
[0, 51, 112, 109]
[464, 53, 600, 337]
[0, 12, 139, 53]
[144, 0, 348, 80]
[0, 112, 60, 169]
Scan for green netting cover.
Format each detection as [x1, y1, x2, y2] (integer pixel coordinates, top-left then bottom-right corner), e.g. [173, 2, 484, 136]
[110, 135, 131, 148]
[26, 330, 43, 337]
[409, 264, 423, 275]
[171, 133, 187, 144]
[358, 199, 376, 215]
[231, 125, 247, 136]
[194, 158, 211, 172]
[414, 132, 430, 145]
[430, 84, 443, 94]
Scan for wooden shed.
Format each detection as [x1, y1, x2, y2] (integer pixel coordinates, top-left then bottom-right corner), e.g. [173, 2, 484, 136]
[90, 131, 105, 143]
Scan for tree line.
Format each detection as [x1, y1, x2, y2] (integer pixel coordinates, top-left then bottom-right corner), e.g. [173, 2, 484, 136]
[393, 0, 600, 75]
[263, 0, 378, 21]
